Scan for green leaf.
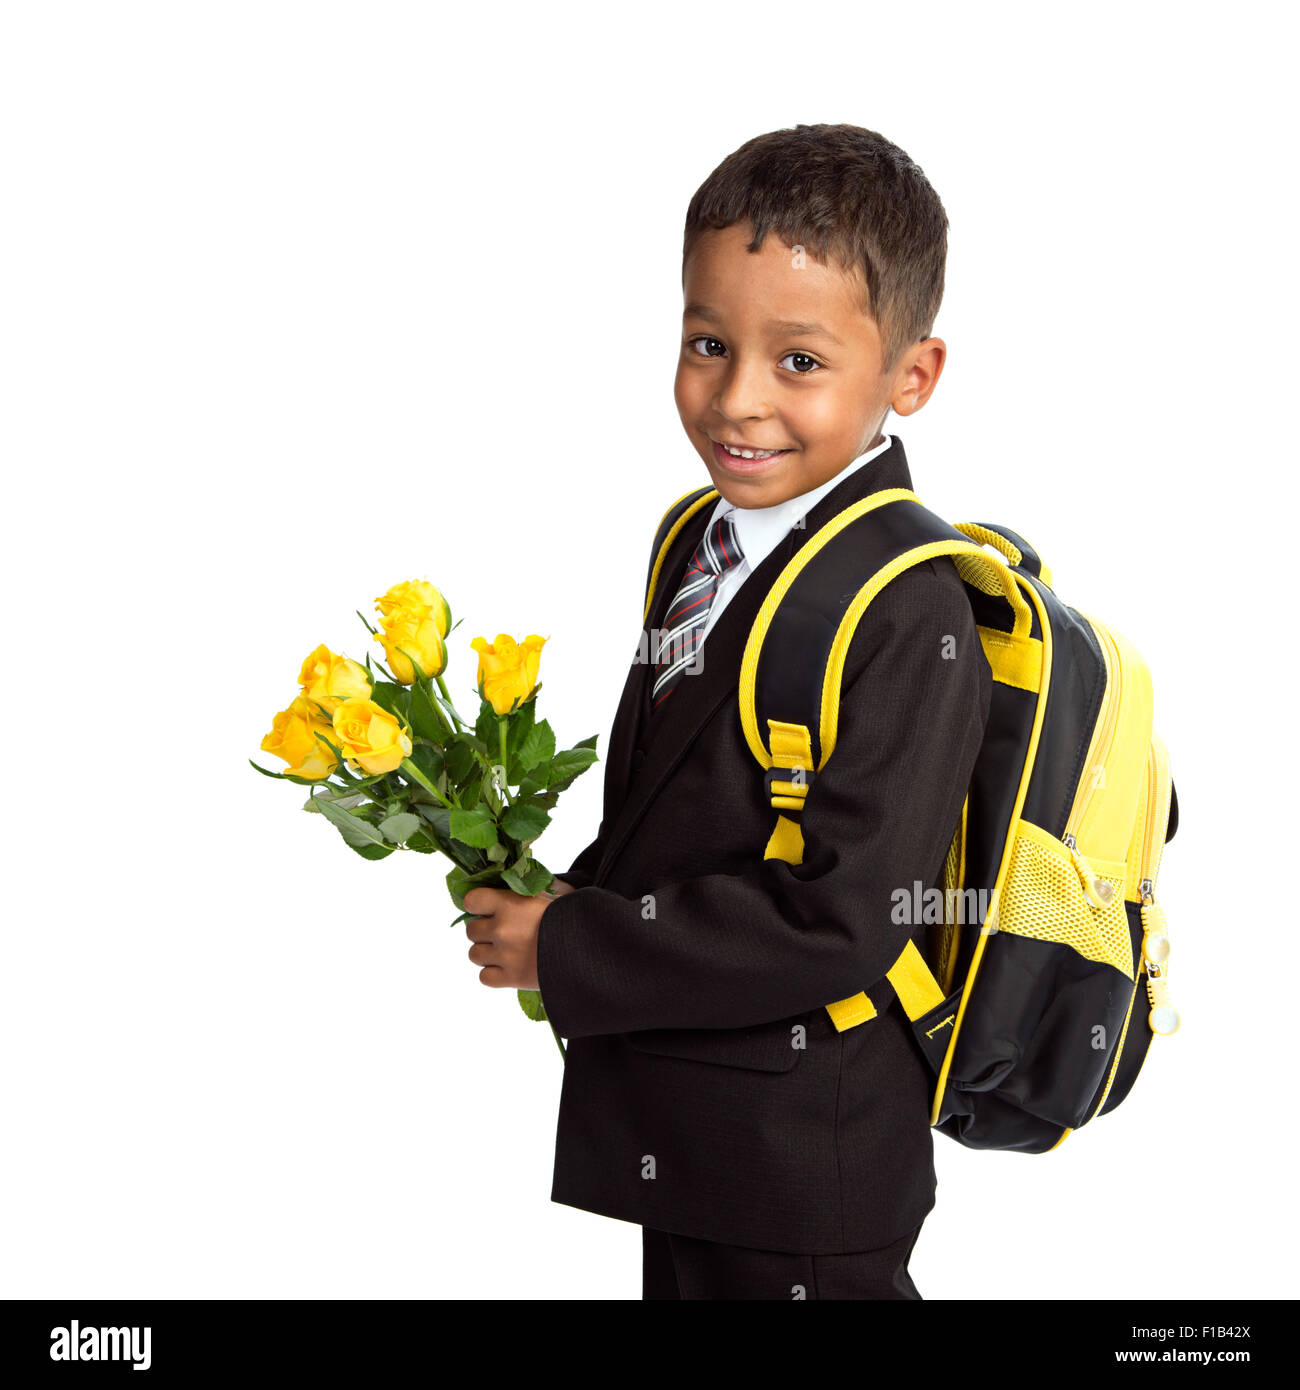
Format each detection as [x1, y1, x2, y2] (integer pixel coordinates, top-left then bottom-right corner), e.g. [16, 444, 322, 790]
[448, 804, 499, 849]
[405, 828, 439, 854]
[474, 696, 498, 746]
[409, 681, 445, 742]
[370, 681, 411, 721]
[544, 746, 599, 792]
[513, 719, 555, 775]
[501, 800, 551, 844]
[416, 809, 487, 871]
[446, 863, 490, 912]
[406, 739, 445, 788]
[518, 860, 556, 895]
[511, 695, 537, 746]
[516, 989, 548, 1022]
[444, 736, 480, 784]
[416, 803, 452, 838]
[379, 812, 422, 844]
[575, 734, 599, 751]
[461, 770, 484, 807]
[249, 758, 334, 788]
[315, 794, 389, 849]
[350, 842, 396, 861]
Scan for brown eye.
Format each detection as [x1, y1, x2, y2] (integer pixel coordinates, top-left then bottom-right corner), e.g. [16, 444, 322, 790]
[779, 351, 820, 373]
[689, 337, 727, 357]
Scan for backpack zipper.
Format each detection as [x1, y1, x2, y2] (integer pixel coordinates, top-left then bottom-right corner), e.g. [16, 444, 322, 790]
[1137, 733, 1171, 902]
[1086, 734, 1175, 1121]
[1137, 733, 1178, 1036]
[1063, 615, 1121, 845]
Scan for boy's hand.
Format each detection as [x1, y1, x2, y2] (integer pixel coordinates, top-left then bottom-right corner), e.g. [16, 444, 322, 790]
[463, 880, 571, 991]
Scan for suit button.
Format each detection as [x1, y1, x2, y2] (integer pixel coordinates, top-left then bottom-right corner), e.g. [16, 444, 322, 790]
[631, 747, 646, 773]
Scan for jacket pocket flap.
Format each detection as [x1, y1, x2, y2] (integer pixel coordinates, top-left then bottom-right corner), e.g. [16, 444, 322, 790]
[623, 1019, 804, 1072]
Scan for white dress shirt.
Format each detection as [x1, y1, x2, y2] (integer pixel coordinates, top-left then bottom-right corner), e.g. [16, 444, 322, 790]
[696, 433, 896, 646]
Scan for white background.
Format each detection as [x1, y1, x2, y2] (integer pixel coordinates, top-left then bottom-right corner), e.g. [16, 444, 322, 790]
[2, 1, 1295, 1301]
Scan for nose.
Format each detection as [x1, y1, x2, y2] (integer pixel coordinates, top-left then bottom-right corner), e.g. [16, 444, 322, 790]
[712, 353, 772, 423]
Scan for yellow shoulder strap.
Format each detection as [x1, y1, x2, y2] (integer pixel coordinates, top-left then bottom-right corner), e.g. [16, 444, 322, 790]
[643, 487, 719, 626]
[741, 493, 1030, 1033]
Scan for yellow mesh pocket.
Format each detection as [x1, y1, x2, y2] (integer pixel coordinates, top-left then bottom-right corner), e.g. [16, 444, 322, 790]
[998, 821, 1133, 978]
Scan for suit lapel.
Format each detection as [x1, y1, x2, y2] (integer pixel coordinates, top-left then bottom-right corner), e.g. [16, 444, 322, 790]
[594, 436, 915, 884]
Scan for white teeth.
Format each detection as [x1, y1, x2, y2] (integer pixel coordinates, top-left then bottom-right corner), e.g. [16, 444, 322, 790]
[722, 443, 780, 459]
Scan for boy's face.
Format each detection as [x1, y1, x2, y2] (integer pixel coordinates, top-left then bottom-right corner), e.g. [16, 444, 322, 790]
[674, 221, 944, 509]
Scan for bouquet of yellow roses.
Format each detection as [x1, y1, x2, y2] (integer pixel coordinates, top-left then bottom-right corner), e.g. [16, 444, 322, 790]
[252, 579, 598, 1058]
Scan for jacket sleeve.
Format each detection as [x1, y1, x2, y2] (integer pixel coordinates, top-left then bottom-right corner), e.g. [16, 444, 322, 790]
[536, 557, 993, 1039]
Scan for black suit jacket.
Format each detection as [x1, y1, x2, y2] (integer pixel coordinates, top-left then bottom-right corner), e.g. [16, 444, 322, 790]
[537, 436, 992, 1253]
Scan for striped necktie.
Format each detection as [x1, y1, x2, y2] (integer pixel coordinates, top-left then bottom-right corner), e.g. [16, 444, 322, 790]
[649, 509, 744, 716]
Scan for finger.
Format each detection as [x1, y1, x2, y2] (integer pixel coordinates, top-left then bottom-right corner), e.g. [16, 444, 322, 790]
[478, 965, 507, 987]
[463, 886, 502, 916]
[465, 919, 494, 943]
[467, 943, 496, 967]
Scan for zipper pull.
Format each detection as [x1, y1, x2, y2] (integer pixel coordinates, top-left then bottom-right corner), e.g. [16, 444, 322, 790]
[1063, 832, 1115, 910]
[1140, 892, 1180, 1034]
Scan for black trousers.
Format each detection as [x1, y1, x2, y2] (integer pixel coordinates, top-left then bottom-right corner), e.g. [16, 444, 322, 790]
[641, 1221, 923, 1300]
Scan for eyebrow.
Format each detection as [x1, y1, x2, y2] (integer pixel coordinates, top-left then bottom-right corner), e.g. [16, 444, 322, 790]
[683, 303, 843, 346]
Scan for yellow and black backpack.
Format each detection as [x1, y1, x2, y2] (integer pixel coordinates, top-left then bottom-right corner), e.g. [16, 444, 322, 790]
[646, 484, 1179, 1154]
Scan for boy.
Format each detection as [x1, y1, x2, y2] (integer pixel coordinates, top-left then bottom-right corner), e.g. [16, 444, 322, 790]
[463, 124, 991, 1299]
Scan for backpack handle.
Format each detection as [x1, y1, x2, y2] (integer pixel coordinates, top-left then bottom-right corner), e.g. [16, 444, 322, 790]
[953, 522, 1050, 587]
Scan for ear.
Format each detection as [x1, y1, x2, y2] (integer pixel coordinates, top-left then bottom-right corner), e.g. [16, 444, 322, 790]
[890, 337, 947, 417]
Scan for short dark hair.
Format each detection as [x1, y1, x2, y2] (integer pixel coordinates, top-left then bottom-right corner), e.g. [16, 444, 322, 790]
[682, 124, 948, 373]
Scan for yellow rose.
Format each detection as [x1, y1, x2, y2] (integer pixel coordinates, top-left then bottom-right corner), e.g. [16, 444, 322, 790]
[375, 579, 451, 629]
[297, 643, 373, 715]
[470, 633, 548, 715]
[331, 697, 413, 775]
[377, 604, 448, 684]
[261, 694, 340, 780]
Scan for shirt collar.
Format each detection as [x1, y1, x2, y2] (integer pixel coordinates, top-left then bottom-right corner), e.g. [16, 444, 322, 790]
[711, 433, 896, 574]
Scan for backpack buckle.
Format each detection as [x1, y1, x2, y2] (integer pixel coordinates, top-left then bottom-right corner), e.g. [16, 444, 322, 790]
[765, 764, 815, 808]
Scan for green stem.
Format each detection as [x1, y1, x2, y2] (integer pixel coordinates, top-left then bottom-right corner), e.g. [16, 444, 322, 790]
[421, 678, 455, 738]
[435, 674, 467, 731]
[548, 1021, 567, 1062]
[400, 757, 455, 809]
[495, 717, 513, 808]
[459, 864, 507, 884]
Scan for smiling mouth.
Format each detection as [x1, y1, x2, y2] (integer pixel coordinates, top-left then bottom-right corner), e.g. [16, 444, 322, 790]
[710, 437, 791, 461]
